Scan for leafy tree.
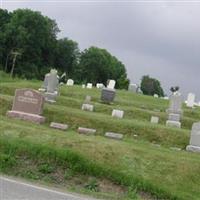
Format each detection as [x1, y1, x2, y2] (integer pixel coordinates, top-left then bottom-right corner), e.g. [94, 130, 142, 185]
[2, 9, 59, 79]
[0, 9, 11, 70]
[55, 38, 80, 78]
[76, 46, 129, 88]
[140, 75, 164, 97]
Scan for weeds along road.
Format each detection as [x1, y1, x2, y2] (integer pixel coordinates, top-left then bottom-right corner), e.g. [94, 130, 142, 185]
[0, 176, 98, 200]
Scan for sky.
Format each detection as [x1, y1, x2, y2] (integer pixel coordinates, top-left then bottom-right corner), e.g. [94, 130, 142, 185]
[1, 0, 200, 101]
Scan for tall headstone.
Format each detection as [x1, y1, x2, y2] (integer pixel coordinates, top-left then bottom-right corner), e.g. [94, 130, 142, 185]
[66, 79, 74, 86]
[166, 92, 183, 128]
[186, 93, 195, 108]
[45, 69, 59, 103]
[38, 73, 50, 92]
[7, 89, 45, 123]
[107, 80, 116, 89]
[186, 122, 200, 153]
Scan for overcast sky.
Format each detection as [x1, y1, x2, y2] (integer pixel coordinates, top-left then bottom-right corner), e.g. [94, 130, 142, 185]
[1, 0, 200, 101]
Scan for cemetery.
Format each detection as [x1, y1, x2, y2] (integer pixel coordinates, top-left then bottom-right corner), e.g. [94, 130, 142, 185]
[0, 71, 200, 200]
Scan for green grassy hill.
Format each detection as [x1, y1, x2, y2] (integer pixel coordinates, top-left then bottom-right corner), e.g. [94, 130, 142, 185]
[0, 71, 200, 200]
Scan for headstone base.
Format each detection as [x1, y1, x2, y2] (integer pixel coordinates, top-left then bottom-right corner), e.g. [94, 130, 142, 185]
[186, 145, 200, 153]
[44, 92, 58, 103]
[7, 110, 45, 124]
[166, 120, 181, 128]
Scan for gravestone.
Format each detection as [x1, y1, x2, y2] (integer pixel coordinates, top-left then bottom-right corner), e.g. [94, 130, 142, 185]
[186, 93, 195, 108]
[186, 122, 200, 153]
[151, 116, 159, 124]
[82, 104, 94, 112]
[96, 83, 104, 89]
[101, 88, 116, 103]
[45, 69, 59, 103]
[107, 80, 116, 89]
[86, 83, 92, 89]
[105, 132, 123, 140]
[166, 92, 183, 128]
[38, 73, 50, 92]
[7, 89, 45, 123]
[82, 84, 86, 89]
[112, 109, 124, 119]
[66, 79, 74, 86]
[154, 94, 159, 98]
[50, 122, 68, 130]
[78, 127, 96, 135]
[128, 84, 138, 93]
[85, 95, 91, 103]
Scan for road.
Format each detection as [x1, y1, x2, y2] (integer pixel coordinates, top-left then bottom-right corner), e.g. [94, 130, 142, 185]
[0, 176, 97, 200]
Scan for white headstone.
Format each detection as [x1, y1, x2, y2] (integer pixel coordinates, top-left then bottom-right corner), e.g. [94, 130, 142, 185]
[86, 83, 92, 89]
[107, 80, 116, 89]
[82, 84, 86, 89]
[186, 93, 195, 108]
[186, 122, 200, 153]
[66, 79, 74, 86]
[150, 116, 159, 124]
[112, 109, 124, 119]
[154, 94, 159, 98]
[96, 83, 104, 89]
[82, 104, 94, 112]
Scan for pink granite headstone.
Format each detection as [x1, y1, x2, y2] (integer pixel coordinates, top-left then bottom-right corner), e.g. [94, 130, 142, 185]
[7, 88, 45, 123]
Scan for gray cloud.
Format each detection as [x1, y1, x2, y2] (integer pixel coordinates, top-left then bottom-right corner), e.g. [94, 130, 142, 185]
[2, 0, 200, 101]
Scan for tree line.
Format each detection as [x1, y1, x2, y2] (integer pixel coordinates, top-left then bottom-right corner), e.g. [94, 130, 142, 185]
[0, 8, 129, 89]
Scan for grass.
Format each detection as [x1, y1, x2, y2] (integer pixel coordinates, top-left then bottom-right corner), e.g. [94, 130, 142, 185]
[0, 71, 200, 200]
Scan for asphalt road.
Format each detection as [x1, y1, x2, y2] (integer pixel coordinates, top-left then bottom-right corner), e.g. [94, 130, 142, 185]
[0, 176, 97, 200]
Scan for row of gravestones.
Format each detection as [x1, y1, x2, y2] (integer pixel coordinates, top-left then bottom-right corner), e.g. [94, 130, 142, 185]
[6, 87, 200, 152]
[6, 77, 200, 153]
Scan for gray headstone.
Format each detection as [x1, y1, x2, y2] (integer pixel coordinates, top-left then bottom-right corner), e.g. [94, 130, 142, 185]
[85, 95, 91, 103]
[101, 88, 116, 103]
[167, 92, 183, 115]
[47, 69, 59, 93]
[105, 132, 123, 140]
[78, 127, 96, 135]
[168, 113, 180, 122]
[166, 120, 181, 128]
[186, 122, 200, 153]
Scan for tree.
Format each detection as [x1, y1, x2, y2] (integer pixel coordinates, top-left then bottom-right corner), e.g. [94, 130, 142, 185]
[76, 46, 129, 88]
[140, 75, 164, 97]
[55, 38, 80, 78]
[0, 9, 11, 70]
[2, 9, 59, 79]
